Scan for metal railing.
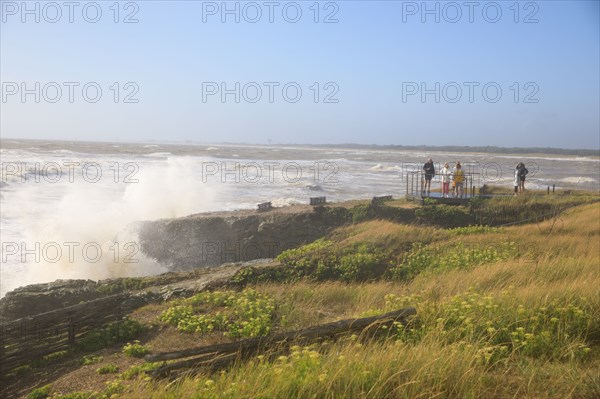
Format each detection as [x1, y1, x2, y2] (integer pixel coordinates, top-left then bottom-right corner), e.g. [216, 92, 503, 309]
[405, 171, 480, 200]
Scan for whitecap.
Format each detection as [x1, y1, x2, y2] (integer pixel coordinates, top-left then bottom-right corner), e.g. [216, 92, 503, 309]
[369, 164, 402, 172]
[145, 152, 172, 157]
[558, 176, 597, 184]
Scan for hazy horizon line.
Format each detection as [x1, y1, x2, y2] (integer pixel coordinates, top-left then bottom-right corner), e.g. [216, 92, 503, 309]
[1, 136, 599, 156]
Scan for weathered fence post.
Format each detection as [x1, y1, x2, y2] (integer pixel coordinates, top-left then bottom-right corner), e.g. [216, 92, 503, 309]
[0, 324, 5, 389]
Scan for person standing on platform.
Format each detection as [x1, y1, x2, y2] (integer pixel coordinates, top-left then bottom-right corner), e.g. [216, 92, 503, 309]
[517, 162, 529, 194]
[453, 162, 465, 198]
[423, 158, 435, 196]
[440, 162, 452, 198]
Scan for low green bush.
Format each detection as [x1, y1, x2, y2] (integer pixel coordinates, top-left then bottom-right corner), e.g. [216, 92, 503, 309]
[103, 380, 125, 396]
[122, 340, 150, 358]
[277, 240, 393, 282]
[76, 319, 145, 352]
[80, 355, 103, 365]
[383, 289, 594, 363]
[96, 364, 119, 374]
[27, 385, 52, 399]
[121, 362, 161, 380]
[160, 289, 276, 338]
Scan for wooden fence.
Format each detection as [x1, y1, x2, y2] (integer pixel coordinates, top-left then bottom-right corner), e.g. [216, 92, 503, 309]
[147, 307, 417, 377]
[0, 292, 130, 385]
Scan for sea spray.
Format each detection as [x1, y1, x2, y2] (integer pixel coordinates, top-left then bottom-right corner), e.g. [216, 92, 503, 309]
[1, 156, 226, 296]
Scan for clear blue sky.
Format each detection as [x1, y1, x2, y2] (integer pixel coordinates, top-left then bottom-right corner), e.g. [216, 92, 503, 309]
[1, 0, 599, 149]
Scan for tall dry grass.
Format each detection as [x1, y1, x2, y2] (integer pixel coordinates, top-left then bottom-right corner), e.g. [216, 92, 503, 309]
[73, 203, 600, 399]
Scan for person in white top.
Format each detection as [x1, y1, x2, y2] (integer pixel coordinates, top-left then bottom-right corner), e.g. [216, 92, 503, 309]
[440, 162, 452, 198]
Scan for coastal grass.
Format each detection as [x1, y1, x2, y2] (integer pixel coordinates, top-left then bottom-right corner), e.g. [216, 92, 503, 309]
[29, 202, 600, 399]
[113, 203, 600, 399]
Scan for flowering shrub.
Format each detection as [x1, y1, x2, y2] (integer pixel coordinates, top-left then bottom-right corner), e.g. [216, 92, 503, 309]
[160, 289, 276, 338]
[122, 340, 150, 358]
[382, 289, 593, 363]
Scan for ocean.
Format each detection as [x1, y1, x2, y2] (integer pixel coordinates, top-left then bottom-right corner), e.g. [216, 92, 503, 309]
[1, 139, 598, 297]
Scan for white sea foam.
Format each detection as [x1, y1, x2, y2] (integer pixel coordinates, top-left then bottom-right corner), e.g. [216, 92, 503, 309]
[271, 197, 302, 207]
[145, 152, 173, 157]
[369, 164, 402, 172]
[0, 157, 224, 296]
[494, 155, 599, 162]
[558, 176, 597, 184]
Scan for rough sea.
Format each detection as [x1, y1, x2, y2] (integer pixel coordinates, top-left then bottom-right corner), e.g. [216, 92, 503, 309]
[1, 139, 598, 297]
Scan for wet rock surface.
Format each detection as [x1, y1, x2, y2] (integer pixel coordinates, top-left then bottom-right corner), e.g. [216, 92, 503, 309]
[0, 279, 103, 323]
[138, 205, 351, 271]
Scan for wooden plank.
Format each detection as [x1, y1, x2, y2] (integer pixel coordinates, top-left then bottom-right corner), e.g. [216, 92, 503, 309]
[147, 307, 416, 363]
[149, 307, 416, 377]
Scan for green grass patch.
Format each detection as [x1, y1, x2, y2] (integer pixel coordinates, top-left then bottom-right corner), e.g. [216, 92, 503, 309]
[390, 241, 517, 280]
[27, 385, 52, 399]
[96, 364, 119, 374]
[448, 225, 502, 235]
[76, 319, 145, 353]
[120, 362, 161, 380]
[80, 355, 103, 365]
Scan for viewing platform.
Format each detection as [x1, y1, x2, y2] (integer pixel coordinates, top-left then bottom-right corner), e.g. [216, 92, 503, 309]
[405, 170, 480, 205]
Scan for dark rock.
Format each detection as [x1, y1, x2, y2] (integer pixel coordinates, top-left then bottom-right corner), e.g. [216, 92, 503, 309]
[0, 279, 103, 323]
[138, 205, 351, 271]
[0, 205, 352, 323]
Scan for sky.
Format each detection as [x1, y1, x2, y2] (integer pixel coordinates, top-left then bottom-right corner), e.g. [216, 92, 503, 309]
[1, 0, 599, 149]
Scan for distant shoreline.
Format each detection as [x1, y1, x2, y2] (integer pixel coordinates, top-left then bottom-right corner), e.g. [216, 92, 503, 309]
[1, 137, 599, 158]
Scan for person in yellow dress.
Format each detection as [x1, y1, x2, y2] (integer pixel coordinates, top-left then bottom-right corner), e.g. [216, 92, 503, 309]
[453, 162, 465, 198]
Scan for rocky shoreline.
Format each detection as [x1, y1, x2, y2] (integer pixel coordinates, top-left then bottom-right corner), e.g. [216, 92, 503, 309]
[0, 260, 279, 324]
[137, 203, 353, 270]
[0, 203, 356, 323]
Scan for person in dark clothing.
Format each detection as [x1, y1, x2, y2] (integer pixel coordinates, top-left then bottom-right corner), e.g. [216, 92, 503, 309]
[516, 162, 529, 194]
[423, 158, 435, 195]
